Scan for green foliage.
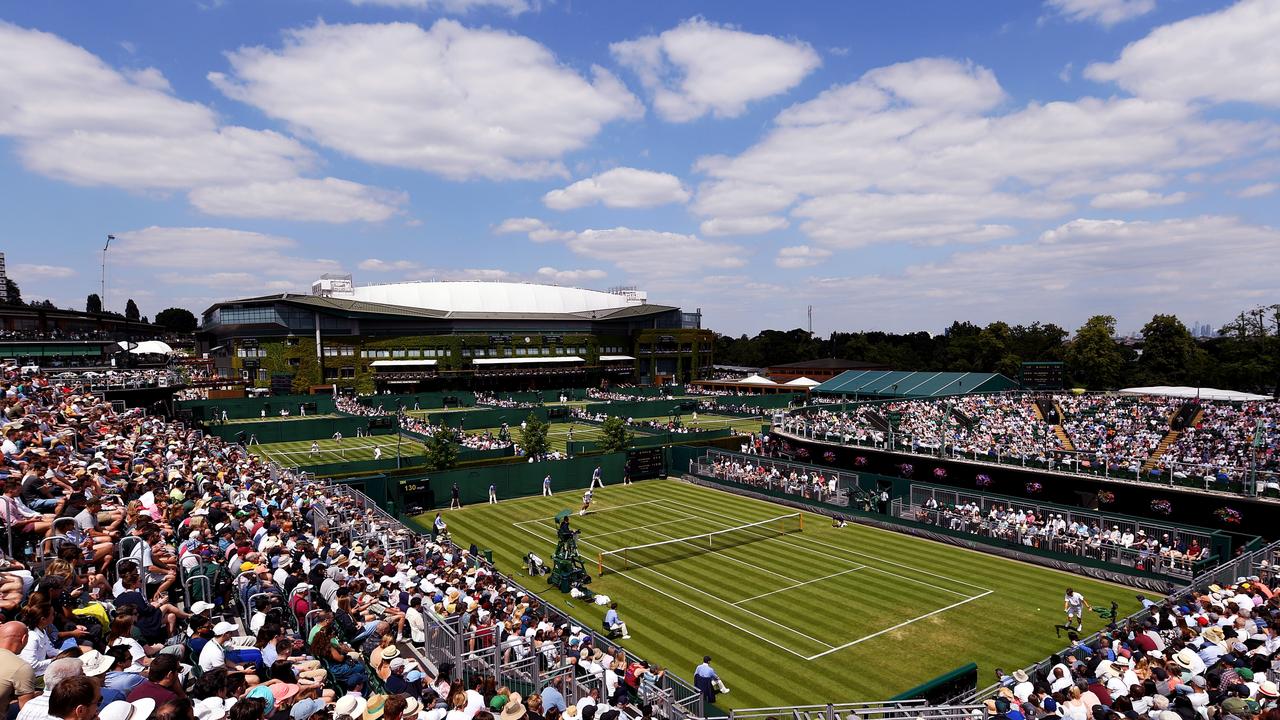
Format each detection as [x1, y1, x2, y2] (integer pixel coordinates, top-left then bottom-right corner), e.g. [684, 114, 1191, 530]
[155, 307, 198, 332]
[518, 413, 550, 458]
[597, 415, 633, 454]
[86, 293, 102, 314]
[2, 279, 19, 305]
[423, 433, 459, 471]
[1066, 315, 1125, 390]
[1134, 315, 1207, 386]
[125, 298, 140, 321]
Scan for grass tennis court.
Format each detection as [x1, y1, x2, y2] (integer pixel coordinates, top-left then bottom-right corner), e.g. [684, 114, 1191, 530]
[632, 412, 765, 436]
[429, 479, 1138, 708]
[249, 434, 426, 467]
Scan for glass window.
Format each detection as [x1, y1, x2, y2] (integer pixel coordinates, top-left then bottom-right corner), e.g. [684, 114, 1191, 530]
[392, 349, 406, 358]
[462, 348, 472, 357]
[341, 346, 354, 356]
[516, 348, 527, 356]
[503, 347, 513, 357]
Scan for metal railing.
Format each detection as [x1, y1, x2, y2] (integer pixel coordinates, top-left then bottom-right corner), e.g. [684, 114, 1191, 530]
[722, 701, 987, 720]
[906, 484, 1215, 557]
[311, 482, 705, 720]
[968, 537, 1280, 702]
[772, 423, 1280, 498]
[892, 499, 1204, 580]
[691, 449, 856, 507]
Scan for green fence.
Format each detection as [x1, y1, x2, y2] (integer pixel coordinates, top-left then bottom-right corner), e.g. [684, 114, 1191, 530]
[420, 407, 549, 429]
[180, 394, 337, 420]
[359, 392, 476, 411]
[707, 394, 802, 410]
[566, 428, 733, 455]
[203, 416, 395, 444]
[398, 428, 515, 463]
[583, 399, 695, 418]
[389, 452, 628, 509]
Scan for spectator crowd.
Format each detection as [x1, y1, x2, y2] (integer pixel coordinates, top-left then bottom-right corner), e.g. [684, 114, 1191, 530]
[781, 394, 1280, 488]
[0, 367, 688, 720]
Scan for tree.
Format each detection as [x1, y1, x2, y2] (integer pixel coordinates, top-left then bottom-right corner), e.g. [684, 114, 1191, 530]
[423, 434, 458, 471]
[125, 298, 140, 321]
[2, 279, 19, 305]
[518, 413, 550, 459]
[1135, 314, 1207, 386]
[155, 307, 198, 333]
[1066, 315, 1125, 390]
[85, 294, 102, 314]
[598, 416, 633, 454]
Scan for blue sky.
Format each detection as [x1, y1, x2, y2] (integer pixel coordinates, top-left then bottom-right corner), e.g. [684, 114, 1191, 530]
[1, 0, 1277, 336]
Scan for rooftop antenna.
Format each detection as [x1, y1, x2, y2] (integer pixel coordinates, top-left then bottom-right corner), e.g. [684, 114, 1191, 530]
[807, 305, 813, 337]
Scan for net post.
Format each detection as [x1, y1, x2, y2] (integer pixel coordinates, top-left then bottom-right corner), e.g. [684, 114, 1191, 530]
[799, 513, 804, 532]
[597, 553, 604, 576]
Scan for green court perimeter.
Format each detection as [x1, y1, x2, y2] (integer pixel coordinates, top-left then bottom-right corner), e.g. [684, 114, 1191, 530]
[427, 480, 1137, 708]
[218, 413, 340, 424]
[249, 434, 427, 467]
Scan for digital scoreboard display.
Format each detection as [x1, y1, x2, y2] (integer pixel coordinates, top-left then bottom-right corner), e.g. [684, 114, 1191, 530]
[627, 447, 665, 480]
[401, 477, 433, 504]
[1020, 361, 1065, 391]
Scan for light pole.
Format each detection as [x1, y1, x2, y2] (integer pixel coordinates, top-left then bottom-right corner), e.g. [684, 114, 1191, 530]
[101, 235, 114, 312]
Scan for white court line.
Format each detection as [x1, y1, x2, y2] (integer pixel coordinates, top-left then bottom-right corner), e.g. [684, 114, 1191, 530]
[515, 512, 835, 649]
[512, 499, 668, 525]
[732, 566, 866, 605]
[636, 502, 812, 584]
[509, 521, 821, 659]
[804, 590, 994, 660]
[668, 499, 981, 598]
[583, 516, 702, 541]
[674, 484, 993, 593]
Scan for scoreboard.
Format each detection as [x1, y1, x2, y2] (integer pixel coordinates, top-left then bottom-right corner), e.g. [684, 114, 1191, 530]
[400, 477, 434, 508]
[626, 447, 665, 480]
[1020, 361, 1065, 391]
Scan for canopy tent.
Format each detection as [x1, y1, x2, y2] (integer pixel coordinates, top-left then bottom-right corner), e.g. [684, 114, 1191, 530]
[1118, 386, 1271, 402]
[783, 376, 821, 387]
[737, 374, 779, 386]
[117, 340, 174, 355]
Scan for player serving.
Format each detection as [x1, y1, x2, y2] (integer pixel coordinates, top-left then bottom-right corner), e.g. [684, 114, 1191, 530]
[1064, 587, 1091, 631]
[579, 488, 594, 516]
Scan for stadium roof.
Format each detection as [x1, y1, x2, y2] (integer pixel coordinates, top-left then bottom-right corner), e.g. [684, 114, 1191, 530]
[1119, 386, 1271, 402]
[784, 377, 821, 387]
[205, 291, 676, 322]
[815, 370, 1018, 398]
[347, 281, 639, 314]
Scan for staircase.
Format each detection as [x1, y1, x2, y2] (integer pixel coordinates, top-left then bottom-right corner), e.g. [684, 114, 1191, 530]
[1141, 408, 1203, 473]
[1053, 425, 1075, 452]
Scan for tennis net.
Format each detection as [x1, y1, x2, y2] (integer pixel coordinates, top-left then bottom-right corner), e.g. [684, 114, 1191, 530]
[596, 513, 803, 575]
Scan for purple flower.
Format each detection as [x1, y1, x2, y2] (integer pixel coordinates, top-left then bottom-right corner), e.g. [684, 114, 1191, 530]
[933, 467, 947, 479]
[1150, 499, 1172, 515]
[1024, 481, 1043, 494]
[853, 456, 868, 467]
[975, 474, 993, 488]
[899, 463, 914, 478]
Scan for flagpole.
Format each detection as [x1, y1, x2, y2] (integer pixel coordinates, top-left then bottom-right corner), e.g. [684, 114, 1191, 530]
[101, 235, 114, 312]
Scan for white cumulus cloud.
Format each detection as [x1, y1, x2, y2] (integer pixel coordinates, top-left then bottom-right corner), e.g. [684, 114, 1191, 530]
[189, 178, 408, 223]
[692, 56, 1270, 248]
[543, 167, 689, 210]
[1237, 182, 1278, 198]
[11, 264, 76, 279]
[348, 0, 531, 15]
[1089, 189, 1189, 209]
[359, 258, 421, 271]
[212, 20, 642, 180]
[774, 246, 831, 269]
[536, 267, 608, 283]
[1085, 0, 1280, 106]
[611, 18, 820, 122]
[1045, 0, 1156, 26]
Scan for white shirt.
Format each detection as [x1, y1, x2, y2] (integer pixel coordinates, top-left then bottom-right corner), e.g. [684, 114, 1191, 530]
[20, 629, 57, 675]
[199, 640, 226, 672]
[407, 607, 426, 644]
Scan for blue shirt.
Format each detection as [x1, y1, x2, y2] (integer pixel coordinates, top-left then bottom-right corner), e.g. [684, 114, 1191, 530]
[541, 686, 566, 712]
[605, 609, 619, 625]
[694, 662, 718, 680]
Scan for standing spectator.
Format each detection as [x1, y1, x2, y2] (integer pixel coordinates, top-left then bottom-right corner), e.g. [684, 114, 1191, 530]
[693, 656, 728, 704]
